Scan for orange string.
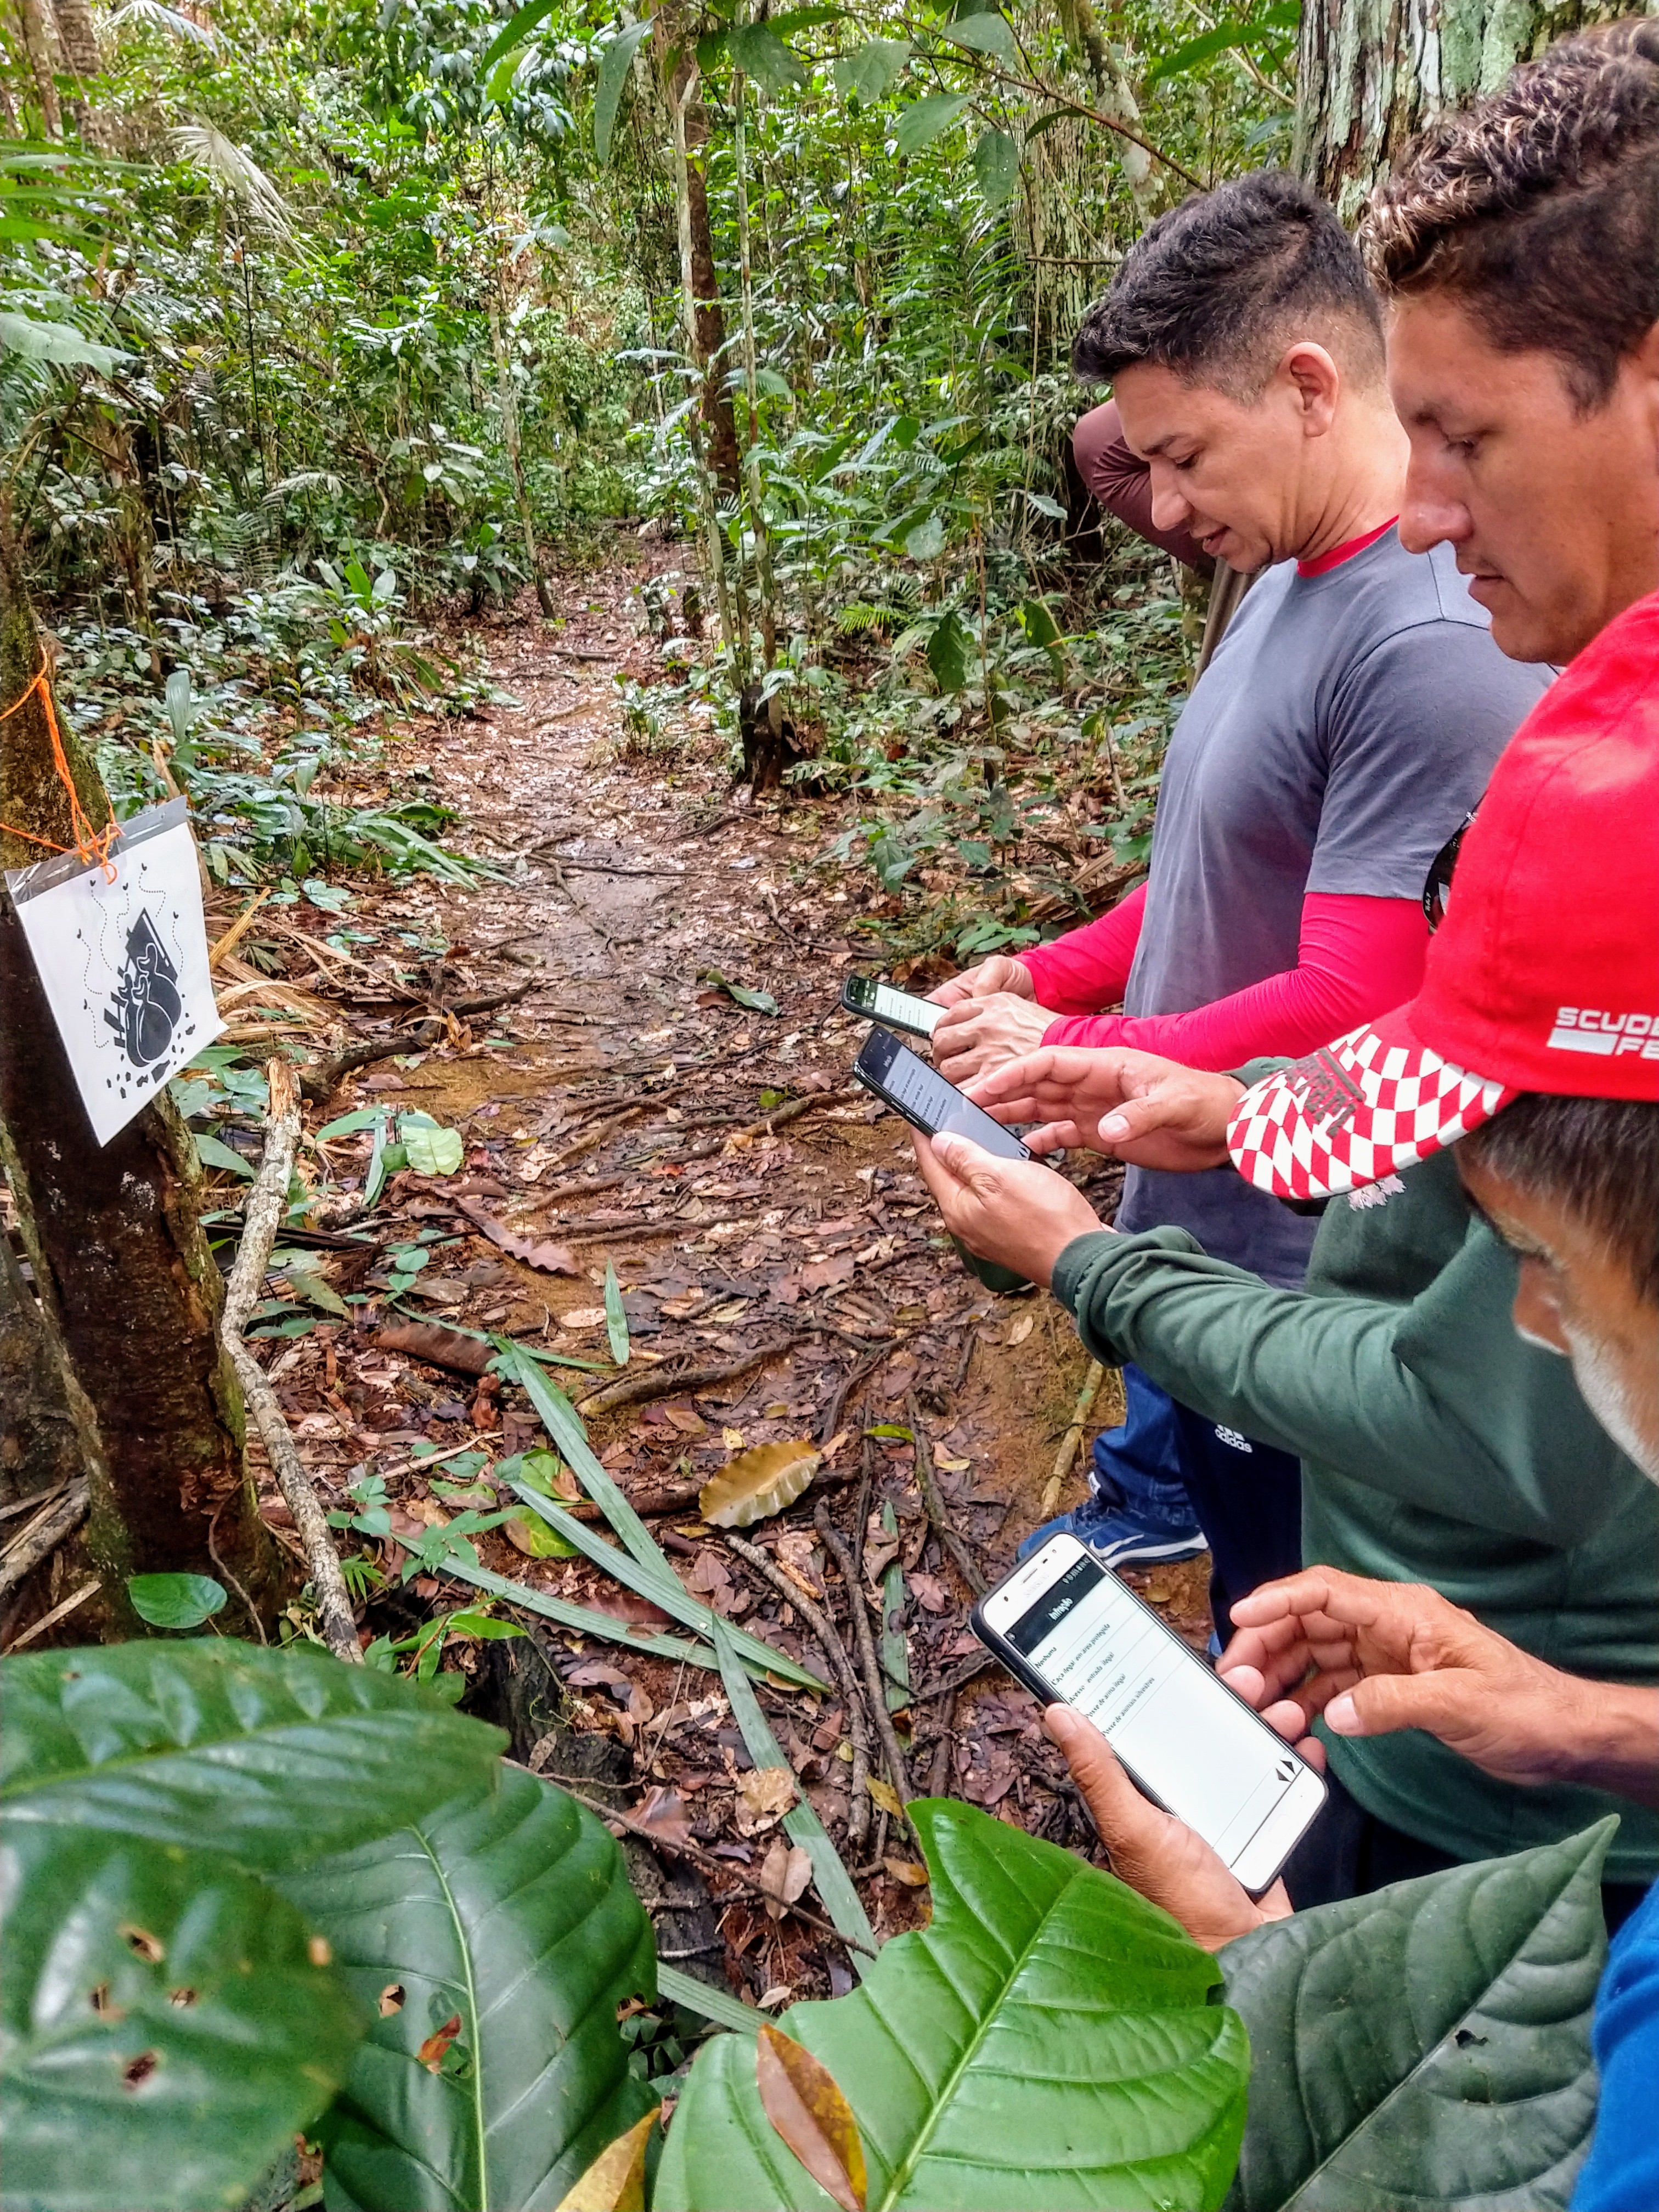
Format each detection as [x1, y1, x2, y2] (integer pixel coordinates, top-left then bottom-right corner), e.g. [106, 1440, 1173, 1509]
[0, 662, 120, 881]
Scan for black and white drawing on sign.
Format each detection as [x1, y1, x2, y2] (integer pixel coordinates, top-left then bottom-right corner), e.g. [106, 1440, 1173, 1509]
[7, 803, 223, 1146]
[105, 909, 184, 1066]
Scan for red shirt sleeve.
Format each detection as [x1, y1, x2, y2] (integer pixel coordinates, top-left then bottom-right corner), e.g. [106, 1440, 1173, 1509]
[1039, 891, 1430, 1070]
[1073, 400, 1212, 572]
[1019, 881, 1148, 1013]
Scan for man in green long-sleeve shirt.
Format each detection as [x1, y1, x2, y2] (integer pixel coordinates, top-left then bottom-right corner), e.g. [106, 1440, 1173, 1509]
[1051, 1139, 1659, 1905]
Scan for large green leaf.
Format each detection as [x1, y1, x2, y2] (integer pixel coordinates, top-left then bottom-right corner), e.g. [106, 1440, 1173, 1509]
[728, 21, 806, 91]
[893, 93, 972, 157]
[1221, 1817, 1615, 2211]
[1, 1824, 364, 2212]
[944, 12, 1016, 62]
[279, 1768, 657, 2212]
[0, 1640, 504, 1870]
[594, 19, 654, 166]
[653, 1798, 1250, 2210]
[832, 35, 908, 102]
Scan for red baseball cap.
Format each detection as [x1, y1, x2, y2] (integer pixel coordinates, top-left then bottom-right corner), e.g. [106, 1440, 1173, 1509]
[1228, 589, 1659, 1202]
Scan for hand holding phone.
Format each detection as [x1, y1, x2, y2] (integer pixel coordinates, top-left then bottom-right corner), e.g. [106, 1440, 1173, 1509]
[840, 973, 943, 1039]
[973, 1536, 1325, 1895]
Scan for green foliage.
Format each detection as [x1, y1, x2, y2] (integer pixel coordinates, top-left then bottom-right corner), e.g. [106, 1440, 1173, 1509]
[1220, 1819, 1616, 2211]
[2, 1824, 364, 2212]
[654, 1798, 1251, 2210]
[0, 1638, 509, 2211]
[279, 1768, 659, 2211]
[1, 1637, 504, 1868]
[125, 1572, 228, 1629]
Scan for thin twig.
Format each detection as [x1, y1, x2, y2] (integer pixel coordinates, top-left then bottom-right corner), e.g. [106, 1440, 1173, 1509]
[816, 1502, 913, 1816]
[575, 1338, 795, 1416]
[221, 1059, 360, 1663]
[817, 1349, 883, 1449]
[207, 1495, 267, 1646]
[907, 1389, 985, 1598]
[3, 1576, 100, 1652]
[1041, 1360, 1105, 1517]
[0, 1481, 88, 1600]
[725, 1531, 871, 1850]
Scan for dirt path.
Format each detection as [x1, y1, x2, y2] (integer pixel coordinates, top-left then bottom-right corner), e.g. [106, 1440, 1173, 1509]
[247, 562, 1212, 2008]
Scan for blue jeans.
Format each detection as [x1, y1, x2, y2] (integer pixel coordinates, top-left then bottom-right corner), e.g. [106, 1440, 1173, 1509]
[1093, 1364, 1303, 1623]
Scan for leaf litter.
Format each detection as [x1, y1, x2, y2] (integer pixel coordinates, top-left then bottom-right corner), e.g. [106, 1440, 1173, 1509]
[208, 559, 1214, 2025]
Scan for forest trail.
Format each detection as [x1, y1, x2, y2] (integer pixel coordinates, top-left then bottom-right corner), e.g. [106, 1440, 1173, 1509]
[247, 563, 1211, 2004]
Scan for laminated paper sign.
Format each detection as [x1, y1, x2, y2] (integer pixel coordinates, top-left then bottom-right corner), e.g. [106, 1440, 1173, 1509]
[5, 798, 223, 1146]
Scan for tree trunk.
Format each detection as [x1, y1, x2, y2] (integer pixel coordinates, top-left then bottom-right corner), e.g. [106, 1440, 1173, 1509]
[1296, 0, 1627, 222]
[0, 511, 280, 1636]
[654, 15, 742, 498]
[0, 1227, 81, 1509]
[15, 0, 62, 137]
[48, 0, 100, 143]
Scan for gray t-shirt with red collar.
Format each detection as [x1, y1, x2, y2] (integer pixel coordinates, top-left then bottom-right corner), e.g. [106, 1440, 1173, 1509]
[1115, 527, 1551, 1287]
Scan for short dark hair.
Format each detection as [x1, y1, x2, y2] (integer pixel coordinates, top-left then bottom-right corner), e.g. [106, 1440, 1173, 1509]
[1363, 19, 1659, 411]
[1460, 1093, 1659, 1304]
[1072, 170, 1386, 397]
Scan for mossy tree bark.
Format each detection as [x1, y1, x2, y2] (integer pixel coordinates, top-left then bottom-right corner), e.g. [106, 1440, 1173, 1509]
[0, 1227, 80, 1509]
[0, 511, 281, 1634]
[1296, 0, 1627, 222]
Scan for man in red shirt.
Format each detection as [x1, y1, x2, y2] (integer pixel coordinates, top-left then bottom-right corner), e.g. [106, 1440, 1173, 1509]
[928, 171, 1547, 1609]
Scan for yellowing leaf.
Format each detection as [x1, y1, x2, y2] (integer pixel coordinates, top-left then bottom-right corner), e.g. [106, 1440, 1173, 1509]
[555, 2108, 659, 2212]
[866, 1776, 904, 1820]
[755, 2024, 868, 2212]
[504, 1507, 579, 1559]
[701, 1441, 822, 1530]
[884, 1856, 929, 1887]
[722, 1425, 745, 1450]
[934, 1450, 971, 1471]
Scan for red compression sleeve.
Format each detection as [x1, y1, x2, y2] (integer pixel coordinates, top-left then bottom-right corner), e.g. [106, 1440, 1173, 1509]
[1019, 881, 1148, 1013]
[1073, 402, 1212, 572]
[1040, 892, 1430, 1070]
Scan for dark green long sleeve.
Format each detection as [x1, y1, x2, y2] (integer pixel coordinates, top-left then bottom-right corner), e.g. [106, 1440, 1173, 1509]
[1050, 1147, 1659, 1880]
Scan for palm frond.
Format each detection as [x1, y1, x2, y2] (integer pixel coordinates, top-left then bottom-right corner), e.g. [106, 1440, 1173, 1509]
[111, 1, 223, 51]
[170, 123, 292, 239]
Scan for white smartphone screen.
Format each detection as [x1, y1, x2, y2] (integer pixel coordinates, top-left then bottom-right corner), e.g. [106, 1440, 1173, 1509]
[852, 978, 942, 1035]
[985, 1539, 1324, 1888]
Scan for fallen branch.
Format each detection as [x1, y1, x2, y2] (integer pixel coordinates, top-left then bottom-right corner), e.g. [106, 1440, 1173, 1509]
[0, 1479, 89, 1601]
[3, 1575, 100, 1653]
[297, 1024, 443, 1104]
[726, 1531, 872, 1850]
[816, 1503, 914, 1818]
[731, 1087, 860, 1143]
[222, 1059, 361, 1663]
[907, 1389, 986, 1598]
[575, 1339, 795, 1417]
[1040, 1360, 1106, 1517]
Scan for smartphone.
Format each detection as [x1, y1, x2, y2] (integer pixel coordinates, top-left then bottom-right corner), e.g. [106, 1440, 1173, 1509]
[852, 1026, 1032, 1161]
[840, 973, 944, 1040]
[972, 1533, 1326, 1895]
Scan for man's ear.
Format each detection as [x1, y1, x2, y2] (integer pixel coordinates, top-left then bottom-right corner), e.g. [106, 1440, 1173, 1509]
[1628, 319, 1659, 428]
[1278, 341, 1342, 435]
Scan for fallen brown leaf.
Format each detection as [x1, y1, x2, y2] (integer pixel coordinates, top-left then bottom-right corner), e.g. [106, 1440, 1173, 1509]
[699, 1440, 821, 1530]
[758, 1836, 813, 1918]
[754, 2025, 867, 2212]
[457, 1197, 579, 1275]
[374, 1322, 492, 1378]
[735, 1763, 796, 1835]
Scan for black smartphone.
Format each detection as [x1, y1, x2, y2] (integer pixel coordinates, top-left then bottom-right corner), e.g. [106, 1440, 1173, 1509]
[973, 1534, 1327, 1896]
[852, 1026, 1033, 1161]
[840, 972, 943, 1040]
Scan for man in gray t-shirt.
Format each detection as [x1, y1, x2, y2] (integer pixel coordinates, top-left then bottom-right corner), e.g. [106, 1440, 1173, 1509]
[930, 172, 1548, 1610]
[1114, 527, 1546, 1288]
